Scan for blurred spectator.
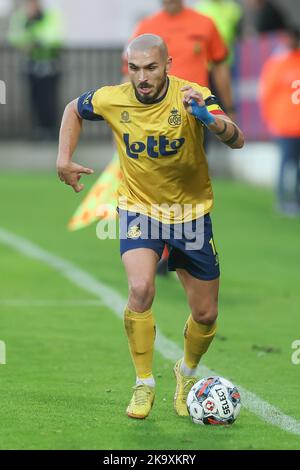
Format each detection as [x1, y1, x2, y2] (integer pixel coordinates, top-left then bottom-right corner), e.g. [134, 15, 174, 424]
[8, 0, 63, 139]
[123, 0, 235, 116]
[259, 26, 300, 215]
[195, 0, 243, 66]
[247, 0, 287, 34]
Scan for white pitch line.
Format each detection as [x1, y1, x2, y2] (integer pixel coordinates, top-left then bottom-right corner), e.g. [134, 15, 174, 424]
[0, 299, 103, 307]
[1, 226, 300, 437]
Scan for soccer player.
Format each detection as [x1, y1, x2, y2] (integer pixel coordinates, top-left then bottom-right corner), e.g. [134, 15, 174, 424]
[57, 34, 244, 419]
[70, 0, 236, 239]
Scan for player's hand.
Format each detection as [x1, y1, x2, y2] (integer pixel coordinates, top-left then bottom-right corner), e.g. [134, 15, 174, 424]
[181, 85, 215, 126]
[57, 161, 94, 193]
[181, 86, 206, 114]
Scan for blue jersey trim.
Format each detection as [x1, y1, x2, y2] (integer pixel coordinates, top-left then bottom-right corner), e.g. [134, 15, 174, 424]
[204, 95, 219, 107]
[77, 90, 104, 121]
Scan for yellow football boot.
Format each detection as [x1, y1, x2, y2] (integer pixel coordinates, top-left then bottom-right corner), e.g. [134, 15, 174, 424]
[173, 359, 197, 416]
[126, 384, 155, 419]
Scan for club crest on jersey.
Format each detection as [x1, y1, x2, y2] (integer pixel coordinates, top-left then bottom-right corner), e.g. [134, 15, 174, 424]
[123, 133, 185, 159]
[127, 225, 141, 239]
[168, 108, 181, 127]
[120, 111, 131, 123]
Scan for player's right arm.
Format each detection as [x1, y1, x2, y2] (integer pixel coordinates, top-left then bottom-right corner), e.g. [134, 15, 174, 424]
[57, 90, 103, 192]
[56, 99, 92, 193]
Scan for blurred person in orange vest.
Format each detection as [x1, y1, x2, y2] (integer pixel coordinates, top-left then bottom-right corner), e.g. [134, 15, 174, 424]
[259, 26, 300, 216]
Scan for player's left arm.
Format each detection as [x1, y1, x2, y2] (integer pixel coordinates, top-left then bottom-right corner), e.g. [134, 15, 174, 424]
[181, 86, 244, 149]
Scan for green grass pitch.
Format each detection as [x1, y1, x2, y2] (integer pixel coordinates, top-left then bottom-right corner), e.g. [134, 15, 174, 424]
[0, 172, 300, 450]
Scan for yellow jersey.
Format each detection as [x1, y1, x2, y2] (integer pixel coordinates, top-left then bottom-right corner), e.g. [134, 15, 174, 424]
[77, 75, 224, 223]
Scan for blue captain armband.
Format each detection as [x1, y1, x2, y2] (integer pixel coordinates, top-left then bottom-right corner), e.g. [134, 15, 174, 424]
[77, 90, 104, 121]
[190, 99, 215, 126]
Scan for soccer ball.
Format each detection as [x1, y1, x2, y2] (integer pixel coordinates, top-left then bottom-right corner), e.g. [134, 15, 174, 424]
[187, 376, 241, 425]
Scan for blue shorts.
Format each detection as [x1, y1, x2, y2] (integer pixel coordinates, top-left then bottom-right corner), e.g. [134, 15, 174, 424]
[119, 210, 220, 281]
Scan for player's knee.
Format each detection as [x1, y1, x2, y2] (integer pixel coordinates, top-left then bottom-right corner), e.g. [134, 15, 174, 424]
[129, 279, 155, 311]
[191, 304, 218, 325]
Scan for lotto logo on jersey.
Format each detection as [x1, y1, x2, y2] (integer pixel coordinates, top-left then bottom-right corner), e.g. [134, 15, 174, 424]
[123, 133, 185, 159]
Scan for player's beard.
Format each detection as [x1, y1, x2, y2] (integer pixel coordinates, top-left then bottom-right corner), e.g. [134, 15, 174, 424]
[133, 71, 168, 104]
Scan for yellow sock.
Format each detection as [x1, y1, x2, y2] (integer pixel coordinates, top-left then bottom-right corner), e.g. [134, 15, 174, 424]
[124, 307, 156, 379]
[183, 315, 217, 370]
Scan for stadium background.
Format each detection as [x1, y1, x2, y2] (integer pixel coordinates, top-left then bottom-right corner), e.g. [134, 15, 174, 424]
[1, 0, 300, 451]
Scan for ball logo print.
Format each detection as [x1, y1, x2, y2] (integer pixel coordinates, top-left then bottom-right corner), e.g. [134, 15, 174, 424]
[187, 376, 241, 425]
[204, 399, 216, 413]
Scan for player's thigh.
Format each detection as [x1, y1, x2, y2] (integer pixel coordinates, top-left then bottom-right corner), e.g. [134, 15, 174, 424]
[177, 268, 219, 323]
[122, 248, 159, 294]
